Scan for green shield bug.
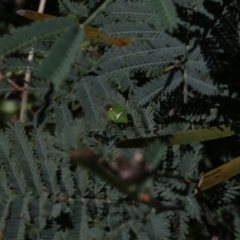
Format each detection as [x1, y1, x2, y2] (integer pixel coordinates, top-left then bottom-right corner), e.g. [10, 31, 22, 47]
[104, 104, 128, 123]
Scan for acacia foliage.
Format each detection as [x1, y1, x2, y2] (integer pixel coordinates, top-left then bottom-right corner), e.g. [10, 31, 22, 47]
[0, 0, 240, 239]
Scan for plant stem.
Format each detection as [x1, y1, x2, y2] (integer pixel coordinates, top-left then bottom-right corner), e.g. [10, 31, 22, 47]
[19, 0, 46, 122]
[82, 0, 112, 27]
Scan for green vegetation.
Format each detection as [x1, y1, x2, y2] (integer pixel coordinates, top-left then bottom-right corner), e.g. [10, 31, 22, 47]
[0, 0, 240, 239]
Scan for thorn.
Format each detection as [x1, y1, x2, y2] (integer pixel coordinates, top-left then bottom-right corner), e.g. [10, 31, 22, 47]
[198, 175, 204, 188]
[8, 79, 25, 92]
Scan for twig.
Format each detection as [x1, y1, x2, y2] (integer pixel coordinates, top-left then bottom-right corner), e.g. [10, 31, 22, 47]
[82, 0, 112, 27]
[71, 148, 181, 213]
[195, 179, 224, 240]
[38, 0, 46, 13]
[8, 79, 25, 92]
[19, 0, 46, 122]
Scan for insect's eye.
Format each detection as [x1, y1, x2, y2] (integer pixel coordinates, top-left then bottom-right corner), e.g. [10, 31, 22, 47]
[104, 104, 112, 111]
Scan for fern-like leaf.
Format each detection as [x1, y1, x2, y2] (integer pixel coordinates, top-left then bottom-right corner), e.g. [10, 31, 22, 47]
[0, 197, 11, 233]
[222, 180, 240, 204]
[145, 140, 168, 170]
[0, 166, 11, 197]
[29, 194, 52, 231]
[184, 194, 201, 221]
[60, 167, 76, 196]
[76, 80, 100, 122]
[0, 130, 26, 195]
[234, 217, 240, 240]
[36, 24, 84, 90]
[147, 213, 171, 239]
[0, 17, 75, 59]
[178, 147, 202, 179]
[6, 122, 42, 195]
[2, 58, 38, 74]
[59, 0, 88, 18]
[105, 1, 155, 22]
[149, 0, 177, 32]
[68, 202, 88, 240]
[40, 222, 66, 240]
[171, 211, 189, 240]
[54, 103, 74, 132]
[30, 126, 60, 195]
[0, 82, 11, 96]
[5, 196, 29, 240]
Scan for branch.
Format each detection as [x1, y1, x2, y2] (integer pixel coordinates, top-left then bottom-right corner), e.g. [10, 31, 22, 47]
[71, 148, 181, 213]
[19, 0, 46, 122]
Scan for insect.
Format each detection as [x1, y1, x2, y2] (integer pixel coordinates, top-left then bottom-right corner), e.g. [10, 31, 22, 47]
[104, 104, 128, 123]
[16, 10, 131, 46]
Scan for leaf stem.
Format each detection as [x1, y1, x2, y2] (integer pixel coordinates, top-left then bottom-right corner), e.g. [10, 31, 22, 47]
[82, 0, 112, 27]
